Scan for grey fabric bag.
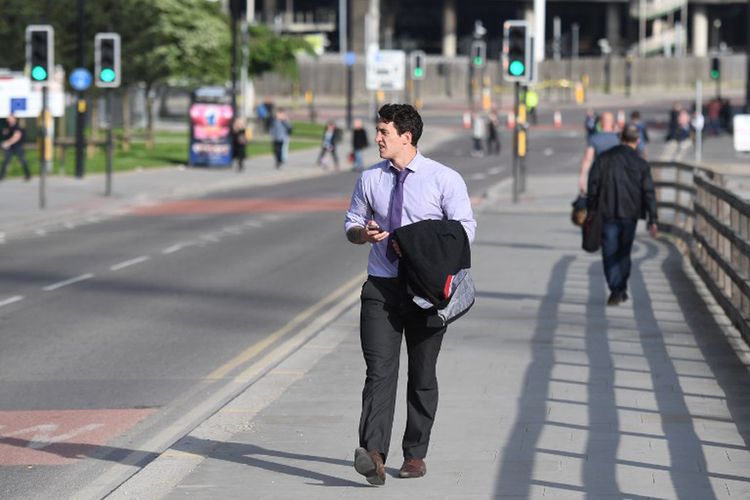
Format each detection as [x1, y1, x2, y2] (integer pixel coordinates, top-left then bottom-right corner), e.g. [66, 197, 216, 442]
[412, 269, 476, 328]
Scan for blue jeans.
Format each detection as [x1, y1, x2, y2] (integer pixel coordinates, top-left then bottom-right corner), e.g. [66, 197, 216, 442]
[601, 219, 637, 294]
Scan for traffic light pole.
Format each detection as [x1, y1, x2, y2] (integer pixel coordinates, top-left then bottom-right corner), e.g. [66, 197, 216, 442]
[75, 0, 85, 178]
[105, 89, 113, 196]
[512, 82, 520, 204]
[39, 86, 48, 209]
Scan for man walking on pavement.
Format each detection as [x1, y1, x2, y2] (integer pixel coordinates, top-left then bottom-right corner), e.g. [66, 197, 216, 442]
[0, 115, 31, 181]
[344, 104, 476, 485]
[587, 123, 659, 306]
[578, 111, 618, 193]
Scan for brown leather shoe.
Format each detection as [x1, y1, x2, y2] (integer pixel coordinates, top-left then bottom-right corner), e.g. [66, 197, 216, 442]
[354, 447, 385, 485]
[399, 457, 426, 478]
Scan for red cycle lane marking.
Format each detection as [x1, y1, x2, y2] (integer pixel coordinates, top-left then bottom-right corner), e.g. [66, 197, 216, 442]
[131, 197, 484, 217]
[0, 409, 153, 465]
[131, 198, 350, 216]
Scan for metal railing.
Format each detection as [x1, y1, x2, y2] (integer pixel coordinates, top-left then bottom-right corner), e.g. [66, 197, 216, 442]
[652, 161, 750, 344]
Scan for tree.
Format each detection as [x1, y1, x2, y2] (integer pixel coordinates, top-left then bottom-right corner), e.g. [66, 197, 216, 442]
[247, 24, 313, 80]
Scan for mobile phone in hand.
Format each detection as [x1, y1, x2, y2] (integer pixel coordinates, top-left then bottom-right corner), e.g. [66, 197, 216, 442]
[367, 224, 384, 233]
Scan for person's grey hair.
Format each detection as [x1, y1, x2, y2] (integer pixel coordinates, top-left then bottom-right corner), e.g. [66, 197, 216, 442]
[620, 123, 641, 144]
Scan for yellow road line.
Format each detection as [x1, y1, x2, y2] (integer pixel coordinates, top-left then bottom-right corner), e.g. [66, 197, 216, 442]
[205, 272, 365, 381]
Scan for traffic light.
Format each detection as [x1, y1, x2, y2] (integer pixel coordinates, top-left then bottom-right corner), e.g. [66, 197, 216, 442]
[410, 50, 425, 80]
[471, 40, 486, 68]
[710, 56, 720, 80]
[503, 21, 530, 83]
[95, 33, 121, 88]
[26, 25, 54, 83]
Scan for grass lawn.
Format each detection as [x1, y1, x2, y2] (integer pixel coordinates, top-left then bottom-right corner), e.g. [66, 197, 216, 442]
[1, 122, 323, 178]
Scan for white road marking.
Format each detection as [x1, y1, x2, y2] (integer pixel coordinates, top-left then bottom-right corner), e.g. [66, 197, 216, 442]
[110, 256, 150, 271]
[470, 173, 487, 180]
[64, 222, 75, 229]
[544, 147, 554, 156]
[487, 167, 504, 175]
[43, 273, 94, 292]
[162, 242, 195, 254]
[35, 229, 47, 236]
[0, 295, 24, 307]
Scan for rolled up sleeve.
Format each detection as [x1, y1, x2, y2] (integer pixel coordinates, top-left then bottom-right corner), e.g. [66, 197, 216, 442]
[442, 170, 477, 243]
[345, 175, 370, 236]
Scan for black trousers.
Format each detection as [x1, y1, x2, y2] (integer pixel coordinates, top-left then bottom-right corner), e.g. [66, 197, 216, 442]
[0, 145, 30, 180]
[359, 277, 446, 460]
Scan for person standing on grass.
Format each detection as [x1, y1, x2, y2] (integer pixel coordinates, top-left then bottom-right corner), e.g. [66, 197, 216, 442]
[0, 115, 31, 181]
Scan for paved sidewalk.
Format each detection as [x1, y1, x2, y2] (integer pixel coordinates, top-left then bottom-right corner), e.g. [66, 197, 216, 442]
[106, 173, 750, 499]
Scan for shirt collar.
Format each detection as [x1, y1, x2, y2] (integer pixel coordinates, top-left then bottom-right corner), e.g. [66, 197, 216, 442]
[386, 150, 423, 174]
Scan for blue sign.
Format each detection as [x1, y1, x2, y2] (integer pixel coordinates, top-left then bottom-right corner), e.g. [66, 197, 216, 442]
[69, 68, 93, 91]
[10, 98, 27, 113]
[344, 51, 356, 66]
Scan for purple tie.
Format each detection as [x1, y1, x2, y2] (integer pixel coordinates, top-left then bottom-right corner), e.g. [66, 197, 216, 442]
[386, 168, 410, 262]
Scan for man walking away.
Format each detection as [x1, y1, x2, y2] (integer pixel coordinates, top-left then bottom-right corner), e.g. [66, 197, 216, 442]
[0, 115, 31, 181]
[269, 108, 291, 168]
[317, 120, 342, 171]
[587, 123, 659, 306]
[486, 110, 500, 155]
[578, 111, 618, 193]
[344, 103, 476, 485]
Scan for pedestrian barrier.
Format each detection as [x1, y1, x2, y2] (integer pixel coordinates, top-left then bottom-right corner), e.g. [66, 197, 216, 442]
[652, 161, 750, 344]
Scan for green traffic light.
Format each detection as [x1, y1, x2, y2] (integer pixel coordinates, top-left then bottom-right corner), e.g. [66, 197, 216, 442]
[31, 65, 47, 81]
[509, 60, 525, 77]
[474, 57, 483, 66]
[100, 68, 116, 83]
[710, 69, 719, 80]
[414, 68, 424, 78]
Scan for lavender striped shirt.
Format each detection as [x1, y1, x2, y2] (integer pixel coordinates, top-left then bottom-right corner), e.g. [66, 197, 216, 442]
[345, 151, 476, 278]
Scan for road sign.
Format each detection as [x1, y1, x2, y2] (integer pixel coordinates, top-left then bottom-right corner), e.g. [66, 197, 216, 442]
[344, 51, 356, 66]
[366, 50, 405, 91]
[0, 71, 64, 118]
[69, 68, 92, 91]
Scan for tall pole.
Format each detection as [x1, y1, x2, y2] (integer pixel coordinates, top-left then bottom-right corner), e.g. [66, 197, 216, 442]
[75, 0, 86, 178]
[231, 13, 238, 120]
[105, 89, 113, 196]
[40, 86, 48, 209]
[340, 0, 352, 130]
[512, 82, 520, 204]
[746, 0, 750, 112]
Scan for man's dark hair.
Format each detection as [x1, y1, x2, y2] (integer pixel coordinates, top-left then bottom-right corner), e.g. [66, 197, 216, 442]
[620, 123, 641, 144]
[630, 111, 641, 120]
[378, 103, 423, 146]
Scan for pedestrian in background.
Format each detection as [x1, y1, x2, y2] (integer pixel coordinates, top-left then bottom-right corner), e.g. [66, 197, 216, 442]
[0, 115, 31, 181]
[231, 117, 248, 172]
[471, 112, 485, 157]
[316, 120, 342, 171]
[351, 118, 369, 172]
[586, 123, 658, 306]
[578, 111, 619, 193]
[344, 103, 476, 485]
[486, 110, 500, 155]
[525, 88, 539, 125]
[584, 109, 598, 139]
[630, 111, 649, 158]
[666, 101, 682, 141]
[269, 108, 292, 169]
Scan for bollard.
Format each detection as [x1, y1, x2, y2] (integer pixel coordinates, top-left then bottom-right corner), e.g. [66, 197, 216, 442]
[616, 109, 626, 129]
[506, 111, 516, 129]
[553, 110, 562, 128]
[463, 111, 471, 129]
